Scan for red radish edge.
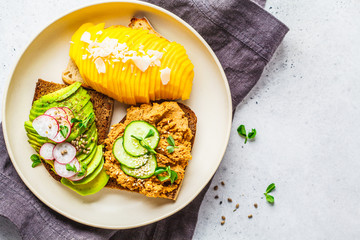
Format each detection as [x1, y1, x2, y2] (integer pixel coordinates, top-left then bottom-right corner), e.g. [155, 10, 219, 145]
[52, 142, 76, 164]
[32, 114, 59, 139]
[49, 116, 72, 143]
[61, 107, 75, 127]
[54, 157, 80, 178]
[39, 143, 55, 160]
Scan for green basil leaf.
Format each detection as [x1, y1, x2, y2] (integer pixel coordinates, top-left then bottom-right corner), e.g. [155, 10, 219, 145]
[59, 125, 69, 138]
[237, 125, 247, 137]
[248, 128, 257, 139]
[30, 154, 40, 162]
[82, 112, 94, 128]
[265, 194, 274, 204]
[131, 135, 143, 141]
[166, 146, 175, 153]
[170, 170, 178, 184]
[145, 129, 155, 139]
[154, 167, 167, 176]
[157, 175, 170, 182]
[71, 118, 82, 124]
[140, 141, 157, 154]
[30, 154, 42, 168]
[66, 164, 77, 172]
[266, 183, 276, 193]
[167, 135, 175, 146]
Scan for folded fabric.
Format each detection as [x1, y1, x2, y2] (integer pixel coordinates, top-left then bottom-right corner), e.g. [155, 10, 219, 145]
[0, 0, 288, 239]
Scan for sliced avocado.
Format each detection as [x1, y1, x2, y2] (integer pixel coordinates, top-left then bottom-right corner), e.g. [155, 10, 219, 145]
[68, 110, 95, 141]
[77, 133, 98, 161]
[24, 121, 37, 135]
[30, 143, 40, 152]
[39, 82, 81, 103]
[80, 141, 98, 165]
[86, 145, 103, 175]
[27, 133, 51, 145]
[71, 157, 104, 185]
[60, 167, 109, 196]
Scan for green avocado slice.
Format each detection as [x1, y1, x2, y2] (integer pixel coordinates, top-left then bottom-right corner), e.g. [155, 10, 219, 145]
[39, 82, 82, 103]
[60, 167, 109, 196]
[70, 157, 105, 185]
[86, 145, 103, 176]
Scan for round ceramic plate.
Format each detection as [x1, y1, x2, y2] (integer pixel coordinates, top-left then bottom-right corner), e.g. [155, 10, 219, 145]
[2, 1, 232, 229]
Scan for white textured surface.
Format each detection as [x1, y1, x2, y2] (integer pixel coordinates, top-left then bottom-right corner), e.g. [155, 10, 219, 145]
[1, 0, 360, 239]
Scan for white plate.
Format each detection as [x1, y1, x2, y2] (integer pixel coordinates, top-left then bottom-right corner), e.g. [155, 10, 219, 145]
[2, 1, 232, 229]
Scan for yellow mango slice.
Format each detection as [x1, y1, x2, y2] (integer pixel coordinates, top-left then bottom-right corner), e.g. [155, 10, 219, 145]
[69, 23, 194, 104]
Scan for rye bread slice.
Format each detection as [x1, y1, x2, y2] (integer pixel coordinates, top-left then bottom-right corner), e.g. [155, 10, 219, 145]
[104, 102, 197, 200]
[32, 79, 114, 182]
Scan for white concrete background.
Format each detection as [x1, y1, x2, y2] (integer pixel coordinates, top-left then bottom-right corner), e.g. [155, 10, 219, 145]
[1, 0, 360, 239]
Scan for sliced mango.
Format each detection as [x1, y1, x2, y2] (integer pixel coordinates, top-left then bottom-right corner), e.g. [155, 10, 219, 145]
[69, 23, 194, 104]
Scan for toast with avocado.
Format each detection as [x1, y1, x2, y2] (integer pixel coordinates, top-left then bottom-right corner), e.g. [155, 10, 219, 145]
[25, 79, 114, 195]
[104, 101, 197, 200]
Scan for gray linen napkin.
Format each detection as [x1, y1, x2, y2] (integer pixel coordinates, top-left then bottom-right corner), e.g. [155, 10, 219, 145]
[0, 0, 288, 239]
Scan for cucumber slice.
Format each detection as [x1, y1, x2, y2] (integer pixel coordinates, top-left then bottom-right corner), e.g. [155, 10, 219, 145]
[123, 121, 160, 157]
[121, 154, 157, 179]
[113, 137, 150, 168]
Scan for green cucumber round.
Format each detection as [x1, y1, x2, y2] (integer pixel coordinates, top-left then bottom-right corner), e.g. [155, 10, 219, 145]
[123, 121, 160, 157]
[113, 137, 150, 168]
[121, 154, 157, 179]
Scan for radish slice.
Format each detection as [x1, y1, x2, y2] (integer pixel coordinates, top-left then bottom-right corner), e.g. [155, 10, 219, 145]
[45, 107, 67, 121]
[49, 117, 71, 143]
[61, 107, 75, 126]
[54, 157, 80, 178]
[53, 142, 76, 164]
[67, 170, 86, 181]
[39, 143, 55, 160]
[32, 115, 59, 139]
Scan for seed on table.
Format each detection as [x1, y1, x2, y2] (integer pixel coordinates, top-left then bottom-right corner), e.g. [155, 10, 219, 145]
[227, 198, 232, 203]
[213, 185, 218, 190]
[214, 195, 219, 199]
[254, 203, 258, 208]
[236, 203, 239, 209]
[221, 181, 225, 186]
[221, 221, 225, 225]
[221, 216, 226, 220]
[219, 201, 222, 205]
[248, 214, 253, 219]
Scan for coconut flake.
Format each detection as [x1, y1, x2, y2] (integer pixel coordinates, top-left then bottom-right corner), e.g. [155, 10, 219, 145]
[96, 30, 103, 35]
[132, 55, 152, 72]
[80, 31, 92, 44]
[160, 67, 171, 85]
[94, 58, 106, 74]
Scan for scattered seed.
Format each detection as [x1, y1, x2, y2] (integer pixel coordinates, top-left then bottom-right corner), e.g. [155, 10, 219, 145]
[221, 181, 225, 186]
[227, 198, 232, 203]
[219, 201, 222, 205]
[214, 195, 219, 199]
[221, 216, 226, 220]
[221, 221, 225, 225]
[254, 203, 258, 208]
[48, 125, 52, 129]
[213, 185, 218, 190]
[236, 203, 240, 209]
[248, 214, 253, 219]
